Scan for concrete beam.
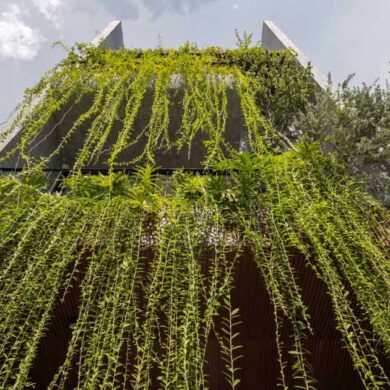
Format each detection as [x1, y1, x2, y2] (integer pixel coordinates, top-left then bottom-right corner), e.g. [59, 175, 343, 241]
[91, 20, 124, 50]
[261, 20, 327, 89]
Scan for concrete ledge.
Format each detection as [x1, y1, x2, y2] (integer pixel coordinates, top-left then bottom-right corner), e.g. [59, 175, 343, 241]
[91, 20, 124, 50]
[261, 20, 327, 89]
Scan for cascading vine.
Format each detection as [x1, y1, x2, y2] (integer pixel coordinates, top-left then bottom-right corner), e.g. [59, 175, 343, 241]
[0, 44, 389, 389]
[0, 43, 314, 169]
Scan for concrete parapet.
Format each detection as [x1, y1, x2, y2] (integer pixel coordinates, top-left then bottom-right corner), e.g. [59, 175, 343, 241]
[91, 21, 124, 50]
[261, 20, 327, 89]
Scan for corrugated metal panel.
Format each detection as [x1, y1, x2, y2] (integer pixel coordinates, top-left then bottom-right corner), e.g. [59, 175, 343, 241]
[29, 249, 387, 389]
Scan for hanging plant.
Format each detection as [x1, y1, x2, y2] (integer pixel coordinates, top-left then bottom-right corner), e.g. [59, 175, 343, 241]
[0, 44, 388, 389]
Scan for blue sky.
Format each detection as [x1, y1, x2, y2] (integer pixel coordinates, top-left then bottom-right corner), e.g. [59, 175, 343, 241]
[1, 0, 390, 124]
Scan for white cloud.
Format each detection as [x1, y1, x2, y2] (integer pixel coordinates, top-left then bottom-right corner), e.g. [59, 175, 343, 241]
[0, 4, 45, 61]
[70, 0, 215, 20]
[32, 0, 64, 27]
[138, 0, 217, 17]
[232, 4, 239, 10]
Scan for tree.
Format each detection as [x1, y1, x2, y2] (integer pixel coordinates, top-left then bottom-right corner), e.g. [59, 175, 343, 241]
[295, 77, 390, 204]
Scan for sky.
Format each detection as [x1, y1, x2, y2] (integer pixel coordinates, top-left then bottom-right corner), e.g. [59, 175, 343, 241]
[1, 0, 390, 125]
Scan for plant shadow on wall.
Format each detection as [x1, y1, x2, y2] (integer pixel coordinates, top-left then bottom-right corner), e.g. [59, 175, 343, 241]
[0, 41, 389, 389]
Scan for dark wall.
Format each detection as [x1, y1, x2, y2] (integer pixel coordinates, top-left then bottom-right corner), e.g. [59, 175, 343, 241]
[0, 87, 244, 170]
[29, 250, 377, 390]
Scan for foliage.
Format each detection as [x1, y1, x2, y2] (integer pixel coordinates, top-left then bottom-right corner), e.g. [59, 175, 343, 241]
[0, 43, 315, 170]
[0, 44, 389, 389]
[295, 78, 390, 204]
[234, 29, 255, 49]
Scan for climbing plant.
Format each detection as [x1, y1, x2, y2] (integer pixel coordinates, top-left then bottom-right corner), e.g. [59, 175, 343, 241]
[0, 44, 388, 389]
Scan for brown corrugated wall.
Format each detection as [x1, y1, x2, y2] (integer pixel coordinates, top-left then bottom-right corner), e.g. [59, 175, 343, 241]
[29, 249, 388, 389]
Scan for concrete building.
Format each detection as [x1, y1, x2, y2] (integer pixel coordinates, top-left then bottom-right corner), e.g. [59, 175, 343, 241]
[0, 21, 381, 390]
[0, 20, 326, 171]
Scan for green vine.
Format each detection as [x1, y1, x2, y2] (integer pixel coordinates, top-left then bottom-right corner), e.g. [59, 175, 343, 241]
[0, 44, 388, 389]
